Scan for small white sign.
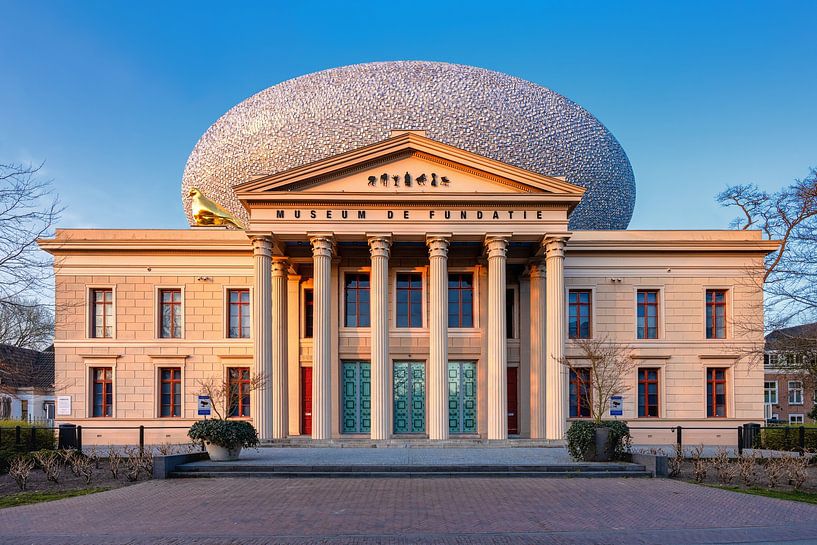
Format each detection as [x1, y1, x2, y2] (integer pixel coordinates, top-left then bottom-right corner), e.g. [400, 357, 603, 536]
[197, 395, 211, 416]
[56, 396, 72, 416]
[610, 395, 623, 416]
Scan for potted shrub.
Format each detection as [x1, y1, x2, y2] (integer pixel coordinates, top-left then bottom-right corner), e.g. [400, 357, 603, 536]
[561, 336, 635, 462]
[188, 373, 265, 461]
[188, 419, 258, 461]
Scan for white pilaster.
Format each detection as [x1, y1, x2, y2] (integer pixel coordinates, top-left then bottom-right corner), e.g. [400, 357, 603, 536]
[529, 261, 547, 439]
[271, 257, 289, 439]
[485, 235, 509, 440]
[545, 237, 568, 441]
[251, 236, 273, 441]
[427, 234, 451, 441]
[309, 234, 334, 440]
[368, 234, 392, 441]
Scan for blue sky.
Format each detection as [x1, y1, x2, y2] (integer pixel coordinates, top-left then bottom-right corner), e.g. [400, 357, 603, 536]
[1, 1, 815, 231]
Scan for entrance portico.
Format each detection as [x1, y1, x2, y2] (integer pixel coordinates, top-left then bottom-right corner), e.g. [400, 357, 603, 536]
[236, 132, 585, 441]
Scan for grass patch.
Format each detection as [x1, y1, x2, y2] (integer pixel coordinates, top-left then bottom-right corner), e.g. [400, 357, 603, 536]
[708, 485, 817, 505]
[0, 487, 109, 509]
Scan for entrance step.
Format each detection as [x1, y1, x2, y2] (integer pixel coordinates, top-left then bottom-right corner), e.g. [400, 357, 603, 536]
[257, 438, 566, 448]
[170, 462, 651, 479]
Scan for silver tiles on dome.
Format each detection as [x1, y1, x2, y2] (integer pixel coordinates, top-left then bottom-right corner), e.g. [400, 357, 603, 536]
[181, 61, 635, 230]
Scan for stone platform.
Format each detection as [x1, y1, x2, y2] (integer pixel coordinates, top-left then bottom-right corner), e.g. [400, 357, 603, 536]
[170, 446, 651, 478]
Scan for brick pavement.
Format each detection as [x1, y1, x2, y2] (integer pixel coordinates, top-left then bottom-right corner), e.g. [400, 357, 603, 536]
[2, 477, 817, 544]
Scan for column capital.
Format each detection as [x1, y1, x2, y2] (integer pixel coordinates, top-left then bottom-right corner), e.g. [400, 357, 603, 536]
[544, 236, 568, 259]
[367, 234, 392, 258]
[308, 233, 335, 258]
[529, 260, 547, 278]
[251, 235, 273, 256]
[271, 257, 289, 277]
[484, 235, 510, 259]
[426, 233, 451, 258]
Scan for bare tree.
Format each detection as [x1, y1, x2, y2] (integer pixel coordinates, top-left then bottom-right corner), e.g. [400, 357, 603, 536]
[717, 168, 817, 329]
[0, 162, 61, 311]
[196, 372, 267, 420]
[560, 336, 637, 424]
[0, 296, 54, 349]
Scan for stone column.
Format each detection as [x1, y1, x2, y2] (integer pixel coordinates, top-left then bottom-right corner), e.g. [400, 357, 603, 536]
[485, 235, 509, 440]
[529, 261, 547, 439]
[427, 234, 451, 441]
[309, 234, 334, 440]
[251, 236, 273, 441]
[545, 237, 568, 441]
[271, 257, 289, 439]
[368, 234, 392, 441]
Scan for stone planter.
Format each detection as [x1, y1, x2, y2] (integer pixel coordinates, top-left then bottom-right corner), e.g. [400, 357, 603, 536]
[205, 443, 242, 462]
[593, 426, 612, 462]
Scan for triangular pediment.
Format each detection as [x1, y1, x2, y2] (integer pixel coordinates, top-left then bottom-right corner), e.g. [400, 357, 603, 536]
[234, 132, 586, 198]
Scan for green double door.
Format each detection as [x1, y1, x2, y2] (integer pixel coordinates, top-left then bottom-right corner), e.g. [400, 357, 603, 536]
[393, 362, 426, 433]
[342, 361, 371, 433]
[448, 361, 477, 434]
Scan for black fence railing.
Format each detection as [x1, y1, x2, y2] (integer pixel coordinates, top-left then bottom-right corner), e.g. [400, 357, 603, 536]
[0, 424, 193, 454]
[630, 424, 816, 456]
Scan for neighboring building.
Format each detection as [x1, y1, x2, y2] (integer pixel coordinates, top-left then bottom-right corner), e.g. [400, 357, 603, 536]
[764, 322, 817, 424]
[0, 344, 55, 422]
[38, 62, 778, 445]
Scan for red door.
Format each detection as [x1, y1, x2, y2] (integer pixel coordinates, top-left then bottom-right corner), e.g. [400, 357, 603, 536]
[301, 367, 312, 436]
[507, 367, 519, 435]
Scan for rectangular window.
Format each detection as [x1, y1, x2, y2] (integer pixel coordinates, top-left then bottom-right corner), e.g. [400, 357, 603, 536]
[638, 368, 660, 417]
[227, 367, 251, 418]
[159, 367, 182, 417]
[788, 381, 804, 405]
[569, 368, 591, 418]
[341, 361, 371, 433]
[568, 290, 592, 339]
[227, 289, 250, 338]
[706, 289, 727, 339]
[159, 289, 182, 338]
[448, 273, 474, 328]
[790, 414, 805, 425]
[92, 367, 113, 417]
[303, 288, 314, 338]
[344, 273, 370, 327]
[91, 288, 113, 338]
[706, 368, 727, 418]
[636, 290, 659, 339]
[20, 399, 28, 420]
[764, 381, 778, 404]
[396, 273, 423, 328]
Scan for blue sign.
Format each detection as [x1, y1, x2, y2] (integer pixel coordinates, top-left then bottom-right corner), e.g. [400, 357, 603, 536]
[197, 395, 211, 416]
[610, 395, 623, 416]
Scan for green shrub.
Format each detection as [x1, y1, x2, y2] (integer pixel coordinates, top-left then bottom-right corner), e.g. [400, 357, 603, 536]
[566, 420, 631, 461]
[758, 424, 817, 451]
[0, 422, 57, 473]
[188, 419, 259, 449]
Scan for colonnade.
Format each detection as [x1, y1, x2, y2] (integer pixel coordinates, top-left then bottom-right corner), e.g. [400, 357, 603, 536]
[250, 233, 568, 442]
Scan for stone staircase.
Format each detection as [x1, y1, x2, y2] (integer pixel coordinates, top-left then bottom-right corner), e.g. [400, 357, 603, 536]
[169, 461, 651, 479]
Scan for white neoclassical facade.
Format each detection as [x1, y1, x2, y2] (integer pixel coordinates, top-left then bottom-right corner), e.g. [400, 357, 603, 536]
[41, 131, 777, 445]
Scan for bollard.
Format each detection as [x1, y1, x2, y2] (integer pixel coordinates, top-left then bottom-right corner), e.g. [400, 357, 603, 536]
[737, 425, 744, 456]
[76, 425, 83, 452]
[15, 425, 21, 448]
[799, 426, 806, 456]
[139, 425, 145, 454]
[29, 426, 36, 450]
[675, 425, 683, 455]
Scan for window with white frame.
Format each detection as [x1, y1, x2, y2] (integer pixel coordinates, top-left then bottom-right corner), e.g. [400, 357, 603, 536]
[788, 380, 804, 405]
[764, 381, 778, 404]
[789, 414, 804, 425]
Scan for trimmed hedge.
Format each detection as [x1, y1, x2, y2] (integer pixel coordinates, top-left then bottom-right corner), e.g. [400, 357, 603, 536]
[758, 424, 817, 451]
[0, 420, 57, 473]
[566, 420, 631, 461]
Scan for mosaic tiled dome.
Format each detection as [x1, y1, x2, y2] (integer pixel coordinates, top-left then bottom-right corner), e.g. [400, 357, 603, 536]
[181, 61, 635, 229]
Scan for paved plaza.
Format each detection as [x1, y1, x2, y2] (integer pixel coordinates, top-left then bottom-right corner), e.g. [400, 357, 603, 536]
[2, 477, 817, 544]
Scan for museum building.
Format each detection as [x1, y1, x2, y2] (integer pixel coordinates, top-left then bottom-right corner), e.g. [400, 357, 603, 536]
[40, 62, 778, 444]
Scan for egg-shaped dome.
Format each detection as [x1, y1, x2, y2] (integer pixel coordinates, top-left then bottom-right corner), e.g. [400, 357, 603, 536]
[181, 61, 635, 229]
